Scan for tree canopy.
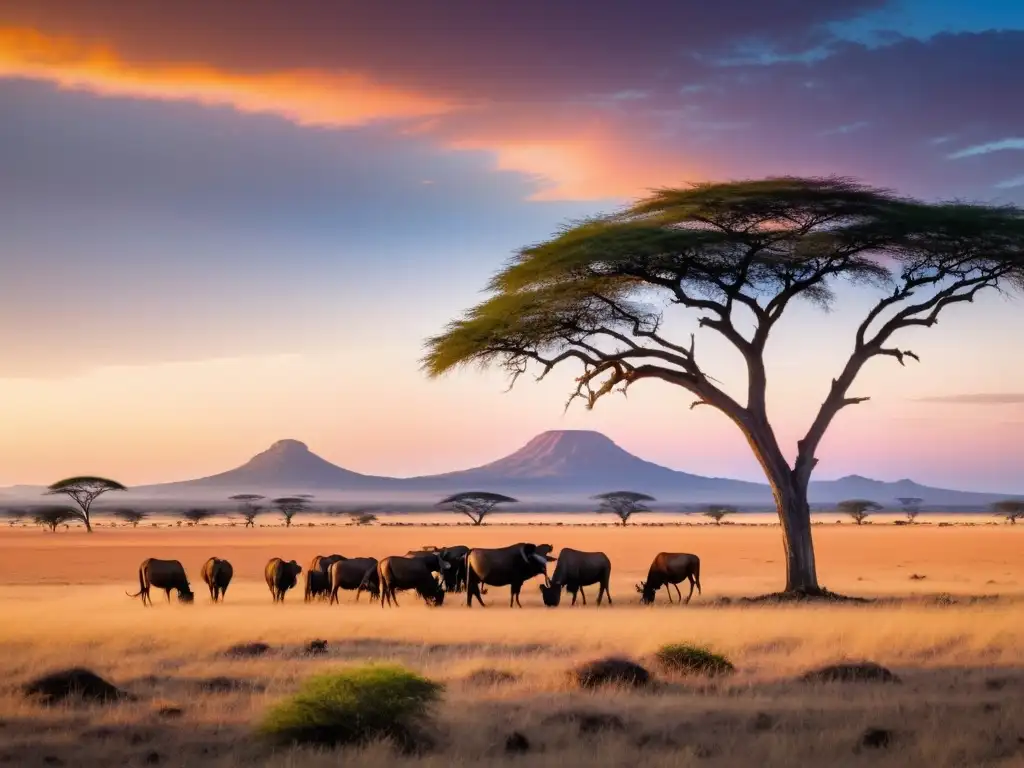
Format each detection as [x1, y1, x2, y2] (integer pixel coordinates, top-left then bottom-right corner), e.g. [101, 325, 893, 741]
[437, 491, 518, 525]
[424, 176, 1024, 594]
[46, 476, 127, 533]
[273, 496, 310, 527]
[838, 499, 882, 524]
[992, 499, 1024, 524]
[593, 491, 655, 525]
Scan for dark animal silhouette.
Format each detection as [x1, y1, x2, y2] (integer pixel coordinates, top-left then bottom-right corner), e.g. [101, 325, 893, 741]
[328, 557, 380, 604]
[265, 557, 303, 603]
[539, 548, 612, 607]
[636, 552, 701, 604]
[466, 543, 554, 608]
[377, 553, 448, 608]
[126, 558, 194, 606]
[305, 553, 344, 602]
[200, 557, 233, 603]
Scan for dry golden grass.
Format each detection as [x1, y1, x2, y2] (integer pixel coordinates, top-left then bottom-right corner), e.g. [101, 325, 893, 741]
[0, 524, 1021, 767]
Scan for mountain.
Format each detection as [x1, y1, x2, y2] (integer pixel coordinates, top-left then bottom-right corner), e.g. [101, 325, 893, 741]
[405, 430, 767, 499]
[117, 430, 1019, 507]
[141, 439, 403, 493]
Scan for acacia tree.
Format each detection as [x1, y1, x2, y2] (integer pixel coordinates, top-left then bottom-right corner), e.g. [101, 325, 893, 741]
[424, 177, 1024, 595]
[348, 511, 378, 526]
[992, 499, 1024, 524]
[114, 509, 148, 528]
[896, 496, 923, 523]
[703, 504, 737, 525]
[273, 496, 309, 527]
[46, 476, 127, 533]
[838, 499, 881, 525]
[437, 491, 518, 525]
[33, 507, 75, 533]
[4, 508, 26, 527]
[181, 508, 215, 526]
[229, 494, 265, 528]
[594, 491, 654, 526]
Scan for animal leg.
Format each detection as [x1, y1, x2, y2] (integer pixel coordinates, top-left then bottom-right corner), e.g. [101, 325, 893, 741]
[664, 584, 674, 603]
[580, 586, 587, 606]
[570, 589, 577, 606]
[673, 583, 683, 603]
[165, 589, 172, 603]
[685, 577, 695, 605]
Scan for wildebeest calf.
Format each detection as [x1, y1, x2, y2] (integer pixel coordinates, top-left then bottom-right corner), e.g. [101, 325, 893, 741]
[636, 552, 701, 605]
[305, 554, 344, 602]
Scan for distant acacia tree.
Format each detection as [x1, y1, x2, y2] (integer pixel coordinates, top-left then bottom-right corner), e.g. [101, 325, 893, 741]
[181, 508, 215, 526]
[33, 507, 75, 533]
[229, 494, 265, 528]
[703, 505, 736, 525]
[349, 511, 378, 526]
[46, 476, 126, 533]
[273, 497, 310, 527]
[896, 496, 923, 523]
[437, 491, 518, 525]
[594, 491, 655, 526]
[838, 499, 881, 525]
[424, 177, 1024, 596]
[114, 509, 148, 528]
[4, 508, 26, 527]
[992, 499, 1024, 525]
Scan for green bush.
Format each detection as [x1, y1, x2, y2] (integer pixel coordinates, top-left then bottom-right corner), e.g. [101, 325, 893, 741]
[655, 643, 735, 677]
[259, 664, 442, 751]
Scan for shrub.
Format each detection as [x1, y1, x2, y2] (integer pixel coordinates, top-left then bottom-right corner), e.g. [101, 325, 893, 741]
[655, 643, 735, 676]
[259, 664, 442, 751]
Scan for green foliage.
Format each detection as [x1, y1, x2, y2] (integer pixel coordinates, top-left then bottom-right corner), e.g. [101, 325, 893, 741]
[32, 507, 76, 532]
[594, 490, 655, 525]
[259, 664, 442, 750]
[47, 476, 127, 492]
[437, 491, 517, 525]
[655, 643, 735, 677]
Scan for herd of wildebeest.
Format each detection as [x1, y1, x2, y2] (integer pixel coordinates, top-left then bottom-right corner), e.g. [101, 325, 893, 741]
[126, 542, 703, 608]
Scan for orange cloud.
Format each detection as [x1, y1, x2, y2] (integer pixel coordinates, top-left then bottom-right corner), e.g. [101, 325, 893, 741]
[0, 27, 457, 127]
[0, 26, 701, 201]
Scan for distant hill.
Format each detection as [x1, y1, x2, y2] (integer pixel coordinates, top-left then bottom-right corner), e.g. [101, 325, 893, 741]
[93, 429, 1016, 507]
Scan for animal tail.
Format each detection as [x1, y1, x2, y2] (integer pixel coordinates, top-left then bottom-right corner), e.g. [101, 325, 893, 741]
[694, 561, 702, 595]
[126, 564, 145, 598]
[376, 560, 387, 605]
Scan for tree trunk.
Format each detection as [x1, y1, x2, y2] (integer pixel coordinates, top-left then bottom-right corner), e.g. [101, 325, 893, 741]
[83, 516, 93, 533]
[776, 484, 818, 593]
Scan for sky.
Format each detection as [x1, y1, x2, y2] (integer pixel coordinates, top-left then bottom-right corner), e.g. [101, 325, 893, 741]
[1, 0, 1023, 492]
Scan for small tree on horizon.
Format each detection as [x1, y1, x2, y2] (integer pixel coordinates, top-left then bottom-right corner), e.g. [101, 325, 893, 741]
[114, 509, 148, 528]
[992, 499, 1024, 524]
[33, 507, 76, 533]
[4, 508, 27, 527]
[896, 496, 924, 523]
[273, 497, 310, 527]
[181, 508, 215, 526]
[229, 494, 265, 528]
[45, 476, 126, 533]
[838, 499, 881, 525]
[594, 491, 655, 526]
[437, 491, 518, 525]
[349, 511, 378, 526]
[423, 176, 1024, 595]
[703, 505, 736, 525]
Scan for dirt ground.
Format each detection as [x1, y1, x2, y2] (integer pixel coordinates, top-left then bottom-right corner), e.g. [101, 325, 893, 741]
[0, 523, 1021, 767]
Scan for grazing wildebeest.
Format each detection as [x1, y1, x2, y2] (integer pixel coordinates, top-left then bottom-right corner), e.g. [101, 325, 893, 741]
[466, 543, 555, 608]
[265, 557, 303, 603]
[539, 548, 612, 607]
[377, 553, 449, 608]
[406, 546, 470, 592]
[305, 554, 344, 602]
[636, 552, 702, 605]
[126, 558, 194, 607]
[328, 557, 380, 604]
[200, 557, 233, 603]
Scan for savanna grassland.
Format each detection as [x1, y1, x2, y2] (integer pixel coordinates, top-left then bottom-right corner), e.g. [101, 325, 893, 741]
[0, 521, 1021, 767]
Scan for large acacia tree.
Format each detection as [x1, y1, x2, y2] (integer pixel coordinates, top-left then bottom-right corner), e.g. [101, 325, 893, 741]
[424, 177, 1024, 595]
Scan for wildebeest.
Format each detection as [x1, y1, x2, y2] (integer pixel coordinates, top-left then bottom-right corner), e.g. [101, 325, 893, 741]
[406, 545, 470, 592]
[305, 554, 344, 602]
[539, 548, 612, 607]
[636, 552, 702, 604]
[466, 543, 555, 608]
[200, 557, 233, 603]
[126, 558, 194, 606]
[377, 553, 449, 608]
[265, 557, 303, 603]
[328, 557, 380, 604]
